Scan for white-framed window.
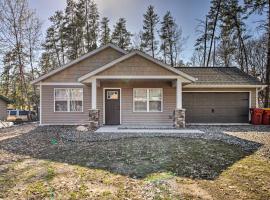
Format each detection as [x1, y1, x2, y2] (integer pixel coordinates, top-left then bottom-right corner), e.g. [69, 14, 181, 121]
[54, 88, 83, 112]
[133, 88, 163, 112]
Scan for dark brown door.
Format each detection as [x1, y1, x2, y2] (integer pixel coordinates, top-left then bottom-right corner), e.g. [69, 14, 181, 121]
[183, 92, 249, 123]
[105, 89, 120, 125]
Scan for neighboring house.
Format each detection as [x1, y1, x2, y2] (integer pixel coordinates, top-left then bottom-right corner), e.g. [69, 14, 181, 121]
[31, 44, 266, 127]
[0, 95, 10, 121]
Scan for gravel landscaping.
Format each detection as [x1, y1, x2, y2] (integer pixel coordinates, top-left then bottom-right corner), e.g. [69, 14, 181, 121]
[0, 124, 269, 199]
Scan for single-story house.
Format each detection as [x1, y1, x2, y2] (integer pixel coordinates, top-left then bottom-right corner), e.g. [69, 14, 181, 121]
[31, 44, 266, 127]
[0, 95, 10, 121]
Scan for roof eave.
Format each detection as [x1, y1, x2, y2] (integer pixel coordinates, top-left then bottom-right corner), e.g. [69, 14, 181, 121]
[184, 84, 267, 88]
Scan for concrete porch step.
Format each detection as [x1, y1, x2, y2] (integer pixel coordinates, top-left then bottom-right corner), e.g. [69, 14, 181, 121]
[95, 126, 204, 134]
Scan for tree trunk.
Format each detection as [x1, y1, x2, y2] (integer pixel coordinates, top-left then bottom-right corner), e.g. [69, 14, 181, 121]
[206, 0, 221, 67]
[203, 16, 208, 66]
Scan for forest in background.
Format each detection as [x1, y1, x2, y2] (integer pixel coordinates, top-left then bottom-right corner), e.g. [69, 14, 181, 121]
[0, 0, 269, 109]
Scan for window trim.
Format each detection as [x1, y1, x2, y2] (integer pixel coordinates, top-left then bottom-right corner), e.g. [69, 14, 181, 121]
[133, 88, 163, 113]
[54, 88, 84, 113]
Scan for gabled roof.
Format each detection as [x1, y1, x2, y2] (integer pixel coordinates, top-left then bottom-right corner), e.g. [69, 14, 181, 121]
[31, 44, 128, 85]
[177, 67, 264, 87]
[0, 95, 11, 103]
[78, 50, 197, 82]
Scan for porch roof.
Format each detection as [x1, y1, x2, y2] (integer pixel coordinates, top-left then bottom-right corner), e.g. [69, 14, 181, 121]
[78, 50, 197, 83]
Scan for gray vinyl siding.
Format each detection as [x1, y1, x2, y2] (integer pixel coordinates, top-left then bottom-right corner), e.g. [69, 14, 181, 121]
[0, 99, 7, 121]
[40, 82, 257, 125]
[41, 81, 175, 125]
[41, 85, 91, 124]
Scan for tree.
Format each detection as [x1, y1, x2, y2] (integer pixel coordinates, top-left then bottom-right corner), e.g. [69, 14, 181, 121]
[111, 18, 132, 50]
[206, 0, 222, 67]
[160, 11, 183, 67]
[0, 0, 42, 108]
[245, 0, 270, 107]
[141, 5, 159, 58]
[100, 17, 110, 45]
[64, 0, 80, 60]
[194, 17, 208, 66]
[84, 0, 99, 51]
[221, 0, 249, 71]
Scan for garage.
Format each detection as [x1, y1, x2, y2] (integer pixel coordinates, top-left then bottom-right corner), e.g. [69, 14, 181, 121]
[183, 92, 250, 123]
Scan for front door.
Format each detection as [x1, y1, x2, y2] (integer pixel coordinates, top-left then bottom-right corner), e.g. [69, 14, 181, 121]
[105, 89, 120, 125]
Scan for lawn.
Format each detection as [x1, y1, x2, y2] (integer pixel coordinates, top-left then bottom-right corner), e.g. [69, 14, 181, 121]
[0, 124, 269, 199]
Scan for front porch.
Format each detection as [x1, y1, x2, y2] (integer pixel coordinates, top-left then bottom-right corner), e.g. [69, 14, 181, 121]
[86, 78, 187, 129]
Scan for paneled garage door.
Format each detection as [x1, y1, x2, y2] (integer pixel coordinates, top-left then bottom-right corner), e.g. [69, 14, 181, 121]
[183, 92, 250, 123]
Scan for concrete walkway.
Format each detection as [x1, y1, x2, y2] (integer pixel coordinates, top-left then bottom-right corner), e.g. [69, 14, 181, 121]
[95, 126, 204, 134]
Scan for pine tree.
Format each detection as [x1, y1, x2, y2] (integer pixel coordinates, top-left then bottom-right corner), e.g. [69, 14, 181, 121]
[206, 0, 222, 67]
[84, 0, 99, 51]
[64, 0, 80, 60]
[160, 11, 182, 67]
[45, 11, 67, 67]
[141, 5, 159, 58]
[194, 17, 208, 66]
[221, 0, 249, 70]
[100, 17, 110, 45]
[111, 18, 132, 50]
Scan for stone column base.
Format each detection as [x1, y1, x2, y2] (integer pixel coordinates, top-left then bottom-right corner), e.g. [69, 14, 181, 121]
[89, 109, 100, 129]
[173, 109, 186, 128]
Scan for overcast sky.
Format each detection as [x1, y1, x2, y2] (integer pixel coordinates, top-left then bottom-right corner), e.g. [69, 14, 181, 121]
[28, 0, 263, 62]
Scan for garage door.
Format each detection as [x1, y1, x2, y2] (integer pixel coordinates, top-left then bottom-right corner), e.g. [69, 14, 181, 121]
[183, 92, 249, 123]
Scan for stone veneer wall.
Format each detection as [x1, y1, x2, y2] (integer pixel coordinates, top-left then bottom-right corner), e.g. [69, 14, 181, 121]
[173, 109, 186, 128]
[89, 109, 100, 128]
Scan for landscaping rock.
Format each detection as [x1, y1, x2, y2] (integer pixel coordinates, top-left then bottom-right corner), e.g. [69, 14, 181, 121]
[76, 125, 88, 132]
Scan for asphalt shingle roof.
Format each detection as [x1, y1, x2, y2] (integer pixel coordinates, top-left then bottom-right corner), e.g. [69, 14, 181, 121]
[176, 67, 263, 85]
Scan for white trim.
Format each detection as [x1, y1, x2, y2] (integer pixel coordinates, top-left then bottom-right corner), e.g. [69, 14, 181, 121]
[78, 51, 196, 83]
[31, 44, 128, 85]
[183, 90, 252, 92]
[88, 75, 183, 80]
[39, 82, 84, 86]
[91, 79, 97, 109]
[103, 88, 122, 125]
[132, 88, 163, 113]
[184, 84, 266, 88]
[176, 79, 182, 109]
[39, 85, 42, 125]
[54, 88, 84, 113]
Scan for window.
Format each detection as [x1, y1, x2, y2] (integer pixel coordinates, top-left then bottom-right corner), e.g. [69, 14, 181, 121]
[55, 88, 83, 112]
[133, 88, 162, 112]
[107, 91, 118, 100]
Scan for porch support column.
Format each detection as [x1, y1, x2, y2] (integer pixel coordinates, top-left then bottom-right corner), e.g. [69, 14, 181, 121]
[89, 78, 100, 129]
[174, 78, 186, 128]
[176, 78, 182, 109]
[91, 78, 97, 109]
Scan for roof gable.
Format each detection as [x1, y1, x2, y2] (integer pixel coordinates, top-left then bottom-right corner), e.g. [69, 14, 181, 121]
[78, 51, 196, 82]
[31, 44, 127, 84]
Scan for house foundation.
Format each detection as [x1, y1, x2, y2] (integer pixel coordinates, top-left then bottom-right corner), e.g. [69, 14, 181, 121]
[174, 109, 186, 128]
